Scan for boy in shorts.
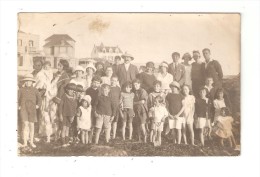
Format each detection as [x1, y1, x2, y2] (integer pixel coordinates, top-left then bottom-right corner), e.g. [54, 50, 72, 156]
[166, 81, 185, 144]
[94, 84, 115, 144]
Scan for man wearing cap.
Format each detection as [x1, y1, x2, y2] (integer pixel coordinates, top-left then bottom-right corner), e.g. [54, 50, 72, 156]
[116, 52, 139, 87]
[168, 52, 186, 86]
[202, 48, 223, 88]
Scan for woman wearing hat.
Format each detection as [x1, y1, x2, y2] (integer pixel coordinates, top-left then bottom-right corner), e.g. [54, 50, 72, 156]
[70, 65, 87, 91]
[116, 52, 139, 87]
[85, 63, 96, 89]
[156, 61, 173, 94]
[182, 53, 193, 90]
[137, 61, 157, 94]
[18, 74, 42, 147]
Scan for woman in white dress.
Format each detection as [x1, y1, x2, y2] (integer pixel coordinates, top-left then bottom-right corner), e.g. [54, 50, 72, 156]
[156, 61, 173, 94]
[182, 53, 192, 90]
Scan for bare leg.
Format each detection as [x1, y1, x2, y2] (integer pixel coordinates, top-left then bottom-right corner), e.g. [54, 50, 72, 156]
[89, 128, 93, 143]
[85, 131, 89, 144]
[152, 130, 156, 143]
[227, 137, 232, 148]
[219, 137, 224, 147]
[105, 128, 111, 143]
[81, 131, 85, 144]
[95, 128, 101, 144]
[182, 124, 187, 144]
[158, 131, 162, 145]
[29, 122, 36, 148]
[112, 122, 117, 139]
[141, 124, 147, 143]
[150, 130, 154, 143]
[122, 122, 126, 140]
[22, 121, 29, 146]
[177, 129, 181, 144]
[230, 134, 237, 148]
[187, 124, 194, 145]
[171, 129, 176, 144]
[199, 128, 204, 146]
[128, 123, 133, 140]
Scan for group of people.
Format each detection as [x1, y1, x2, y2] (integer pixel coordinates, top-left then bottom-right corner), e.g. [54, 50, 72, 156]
[18, 48, 238, 150]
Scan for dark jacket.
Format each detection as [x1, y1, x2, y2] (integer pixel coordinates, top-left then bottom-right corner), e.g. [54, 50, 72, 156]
[168, 63, 186, 86]
[116, 63, 139, 86]
[204, 60, 223, 88]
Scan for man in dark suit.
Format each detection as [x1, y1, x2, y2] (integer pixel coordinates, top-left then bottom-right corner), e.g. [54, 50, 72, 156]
[116, 52, 139, 86]
[168, 52, 186, 86]
[202, 48, 223, 88]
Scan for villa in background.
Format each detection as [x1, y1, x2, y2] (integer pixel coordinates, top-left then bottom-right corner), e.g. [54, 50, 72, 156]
[43, 34, 77, 69]
[17, 30, 43, 75]
[91, 43, 123, 63]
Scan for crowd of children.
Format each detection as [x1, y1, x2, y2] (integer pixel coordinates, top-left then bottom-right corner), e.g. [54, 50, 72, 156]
[18, 56, 239, 151]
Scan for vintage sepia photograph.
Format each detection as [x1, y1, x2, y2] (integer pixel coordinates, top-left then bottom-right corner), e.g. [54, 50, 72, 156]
[17, 13, 241, 156]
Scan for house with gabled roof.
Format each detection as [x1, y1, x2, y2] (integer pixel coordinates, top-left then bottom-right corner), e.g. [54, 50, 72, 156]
[91, 43, 123, 63]
[43, 34, 76, 68]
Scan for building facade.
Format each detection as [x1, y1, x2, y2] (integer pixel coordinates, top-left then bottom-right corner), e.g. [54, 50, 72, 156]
[91, 43, 123, 63]
[17, 31, 42, 74]
[43, 34, 76, 68]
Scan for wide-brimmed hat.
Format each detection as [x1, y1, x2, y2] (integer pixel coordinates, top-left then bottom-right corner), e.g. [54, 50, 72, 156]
[121, 52, 134, 60]
[85, 63, 96, 72]
[159, 61, 169, 68]
[82, 95, 91, 103]
[21, 73, 36, 83]
[169, 81, 180, 90]
[74, 65, 85, 73]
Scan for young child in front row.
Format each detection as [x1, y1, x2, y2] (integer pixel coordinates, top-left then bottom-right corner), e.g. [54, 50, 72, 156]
[18, 74, 42, 148]
[147, 80, 166, 142]
[213, 107, 237, 149]
[133, 79, 149, 143]
[166, 81, 185, 144]
[94, 84, 115, 144]
[59, 83, 78, 147]
[195, 87, 213, 146]
[120, 82, 135, 140]
[76, 95, 92, 144]
[148, 95, 168, 146]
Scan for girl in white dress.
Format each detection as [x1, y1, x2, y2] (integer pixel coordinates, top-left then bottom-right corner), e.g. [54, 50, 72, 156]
[213, 88, 226, 122]
[76, 95, 92, 144]
[182, 85, 195, 145]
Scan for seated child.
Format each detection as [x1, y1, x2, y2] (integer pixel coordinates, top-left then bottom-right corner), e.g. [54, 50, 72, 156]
[148, 95, 168, 146]
[18, 74, 42, 148]
[133, 79, 149, 143]
[76, 95, 92, 144]
[120, 82, 135, 140]
[166, 81, 185, 144]
[213, 107, 237, 149]
[59, 83, 78, 147]
[94, 84, 115, 144]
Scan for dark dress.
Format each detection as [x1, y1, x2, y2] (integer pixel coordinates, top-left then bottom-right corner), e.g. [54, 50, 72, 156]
[137, 72, 156, 94]
[191, 62, 205, 98]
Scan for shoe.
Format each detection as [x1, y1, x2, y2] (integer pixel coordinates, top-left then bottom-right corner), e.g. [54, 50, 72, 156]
[29, 142, 36, 148]
[234, 145, 240, 151]
[61, 143, 69, 147]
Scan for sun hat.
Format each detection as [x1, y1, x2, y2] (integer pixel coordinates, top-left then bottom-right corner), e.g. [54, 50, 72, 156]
[182, 53, 192, 60]
[121, 52, 134, 60]
[82, 95, 91, 103]
[74, 65, 85, 73]
[159, 61, 169, 68]
[169, 81, 180, 90]
[85, 63, 96, 72]
[21, 73, 36, 83]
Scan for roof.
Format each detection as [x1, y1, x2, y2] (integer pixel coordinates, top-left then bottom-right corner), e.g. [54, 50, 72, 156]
[43, 40, 72, 48]
[93, 43, 123, 53]
[45, 34, 76, 42]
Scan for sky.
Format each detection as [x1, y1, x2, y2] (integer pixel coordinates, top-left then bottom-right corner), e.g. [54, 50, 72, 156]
[18, 13, 240, 75]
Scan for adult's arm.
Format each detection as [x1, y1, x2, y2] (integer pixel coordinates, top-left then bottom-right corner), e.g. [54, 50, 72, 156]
[214, 60, 223, 80]
[178, 65, 186, 86]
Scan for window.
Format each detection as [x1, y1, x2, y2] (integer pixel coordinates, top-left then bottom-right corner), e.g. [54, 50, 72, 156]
[29, 40, 34, 47]
[18, 55, 23, 66]
[51, 47, 54, 55]
[109, 48, 113, 53]
[18, 39, 22, 46]
[103, 49, 106, 53]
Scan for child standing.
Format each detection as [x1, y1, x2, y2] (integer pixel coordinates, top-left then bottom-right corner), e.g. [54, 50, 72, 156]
[213, 88, 228, 122]
[18, 74, 42, 148]
[110, 76, 121, 139]
[94, 84, 115, 144]
[214, 107, 237, 148]
[166, 81, 185, 144]
[76, 95, 92, 144]
[120, 82, 135, 140]
[133, 79, 149, 143]
[148, 95, 168, 146]
[182, 85, 195, 145]
[85, 76, 102, 143]
[59, 83, 78, 147]
[195, 87, 213, 146]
